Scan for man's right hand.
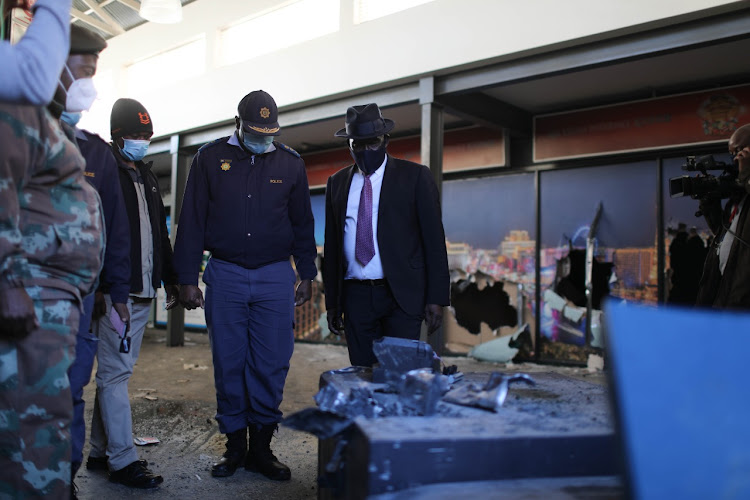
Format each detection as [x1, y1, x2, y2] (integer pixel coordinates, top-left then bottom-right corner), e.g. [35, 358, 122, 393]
[179, 285, 205, 310]
[112, 301, 130, 325]
[327, 310, 344, 336]
[0, 287, 38, 340]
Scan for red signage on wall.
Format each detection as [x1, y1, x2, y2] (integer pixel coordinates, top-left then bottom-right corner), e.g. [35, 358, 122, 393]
[305, 126, 505, 188]
[534, 85, 750, 162]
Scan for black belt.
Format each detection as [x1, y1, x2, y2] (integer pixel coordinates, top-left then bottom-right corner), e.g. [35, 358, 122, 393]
[131, 296, 154, 304]
[345, 278, 387, 286]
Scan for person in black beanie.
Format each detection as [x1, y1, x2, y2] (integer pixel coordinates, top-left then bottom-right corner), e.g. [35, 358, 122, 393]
[85, 97, 178, 489]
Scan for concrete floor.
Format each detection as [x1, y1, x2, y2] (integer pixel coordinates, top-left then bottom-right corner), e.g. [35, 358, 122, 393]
[73, 328, 616, 500]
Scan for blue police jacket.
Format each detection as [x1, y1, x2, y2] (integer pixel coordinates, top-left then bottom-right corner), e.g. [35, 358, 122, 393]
[75, 128, 131, 304]
[174, 133, 317, 285]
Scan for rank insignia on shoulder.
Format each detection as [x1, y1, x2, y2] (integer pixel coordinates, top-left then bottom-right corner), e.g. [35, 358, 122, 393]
[278, 142, 301, 158]
[220, 160, 231, 171]
[84, 171, 95, 177]
[270, 179, 283, 184]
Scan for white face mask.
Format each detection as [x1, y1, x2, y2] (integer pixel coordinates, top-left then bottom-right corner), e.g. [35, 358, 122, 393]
[61, 65, 97, 113]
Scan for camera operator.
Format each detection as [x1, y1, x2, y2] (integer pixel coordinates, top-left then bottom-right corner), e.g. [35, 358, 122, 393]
[696, 124, 750, 308]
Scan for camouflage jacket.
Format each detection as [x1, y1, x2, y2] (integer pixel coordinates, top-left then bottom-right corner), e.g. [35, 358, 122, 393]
[0, 103, 104, 305]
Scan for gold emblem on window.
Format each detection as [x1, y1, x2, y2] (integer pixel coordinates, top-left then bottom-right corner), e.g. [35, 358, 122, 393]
[260, 107, 270, 119]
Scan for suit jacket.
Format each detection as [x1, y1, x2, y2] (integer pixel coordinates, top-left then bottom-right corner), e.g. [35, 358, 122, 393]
[323, 155, 450, 316]
[696, 193, 750, 309]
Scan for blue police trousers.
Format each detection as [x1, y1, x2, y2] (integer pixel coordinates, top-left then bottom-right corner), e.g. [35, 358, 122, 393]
[203, 258, 296, 435]
[68, 292, 97, 477]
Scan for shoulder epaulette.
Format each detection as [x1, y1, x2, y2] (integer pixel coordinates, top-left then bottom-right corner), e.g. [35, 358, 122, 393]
[277, 142, 301, 158]
[82, 129, 108, 146]
[198, 136, 229, 153]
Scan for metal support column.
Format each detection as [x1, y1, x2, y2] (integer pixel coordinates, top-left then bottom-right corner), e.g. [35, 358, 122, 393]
[420, 77, 445, 194]
[419, 77, 446, 355]
[656, 158, 666, 303]
[166, 134, 191, 347]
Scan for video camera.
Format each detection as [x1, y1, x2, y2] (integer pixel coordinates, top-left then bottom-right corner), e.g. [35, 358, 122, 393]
[668, 155, 742, 200]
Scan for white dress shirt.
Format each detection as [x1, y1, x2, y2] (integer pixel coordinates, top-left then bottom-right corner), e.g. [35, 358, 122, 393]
[344, 158, 387, 280]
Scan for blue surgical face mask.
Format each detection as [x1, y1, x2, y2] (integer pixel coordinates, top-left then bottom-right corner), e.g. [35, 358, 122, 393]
[119, 139, 150, 162]
[60, 111, 82, 127]
[240, 130, 273, 155]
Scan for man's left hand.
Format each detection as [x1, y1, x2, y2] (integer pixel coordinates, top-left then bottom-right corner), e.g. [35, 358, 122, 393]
[165, 285, 179, 310]
[295, 280, 312, 306]
[424, 304, 443, 335]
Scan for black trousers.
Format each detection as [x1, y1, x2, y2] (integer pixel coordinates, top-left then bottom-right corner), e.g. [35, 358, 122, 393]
[342, 280, 423, 367]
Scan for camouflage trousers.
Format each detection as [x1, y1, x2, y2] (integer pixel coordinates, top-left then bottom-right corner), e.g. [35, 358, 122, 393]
[0, 294, 80, 499]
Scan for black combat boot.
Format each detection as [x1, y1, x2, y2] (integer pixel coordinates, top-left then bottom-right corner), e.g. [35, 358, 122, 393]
[245, 424, 291, 481]
[211, 428, 247, 477]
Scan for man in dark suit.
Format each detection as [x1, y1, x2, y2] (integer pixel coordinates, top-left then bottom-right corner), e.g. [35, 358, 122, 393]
[323, 103, 450, 367]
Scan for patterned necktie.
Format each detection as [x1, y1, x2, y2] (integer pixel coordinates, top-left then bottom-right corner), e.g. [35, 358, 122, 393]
[355, 174, 376, 266]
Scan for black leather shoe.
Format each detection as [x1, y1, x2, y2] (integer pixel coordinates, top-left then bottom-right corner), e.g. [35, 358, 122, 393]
[109, 460, 163, 489]
[244, 452, 291, 481]
[87, 456, 148, 471]
[85, 455, 108, 471]
[211, 452, 245, 478]
[246, 424, 291, 481]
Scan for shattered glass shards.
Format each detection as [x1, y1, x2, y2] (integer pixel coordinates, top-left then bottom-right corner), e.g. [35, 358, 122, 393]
[443, 372, 536, 412]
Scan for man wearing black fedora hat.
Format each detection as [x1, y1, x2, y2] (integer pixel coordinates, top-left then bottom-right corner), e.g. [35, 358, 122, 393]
[174, 90, 317, 481]
[323, 103, 450, 367]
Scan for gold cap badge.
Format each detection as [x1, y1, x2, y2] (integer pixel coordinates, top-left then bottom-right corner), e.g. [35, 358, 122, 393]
[260, 107, 270, 119]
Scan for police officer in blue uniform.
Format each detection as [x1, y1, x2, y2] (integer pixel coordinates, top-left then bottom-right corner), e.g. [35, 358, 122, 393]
[53, 25, 132, 496]
[174, 90, 317, 481]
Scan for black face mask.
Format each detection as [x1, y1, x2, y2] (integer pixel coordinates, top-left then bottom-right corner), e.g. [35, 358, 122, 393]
[351, 148, 386, 175]
[350, 137, 388, 175]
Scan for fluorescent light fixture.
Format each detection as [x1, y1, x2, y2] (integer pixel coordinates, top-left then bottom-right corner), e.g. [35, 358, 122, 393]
[140, 0, 183, 24]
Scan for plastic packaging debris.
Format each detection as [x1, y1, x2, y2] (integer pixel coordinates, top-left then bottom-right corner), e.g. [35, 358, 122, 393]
[282, 408, 354, 439]
[134, 436, 160, 446]
[372, 337, 440, 385]
[443, 372, 535, 412]
[314, 381, 380, 419]
[398, 369, 451, 416]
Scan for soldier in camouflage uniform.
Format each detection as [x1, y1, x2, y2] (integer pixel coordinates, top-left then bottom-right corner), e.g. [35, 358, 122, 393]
[0, 102, 104, 499]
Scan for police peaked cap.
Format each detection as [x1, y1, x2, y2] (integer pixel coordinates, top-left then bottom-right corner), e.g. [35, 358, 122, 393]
[237, 90, 281, 136]
[70, 24, 107, 55]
